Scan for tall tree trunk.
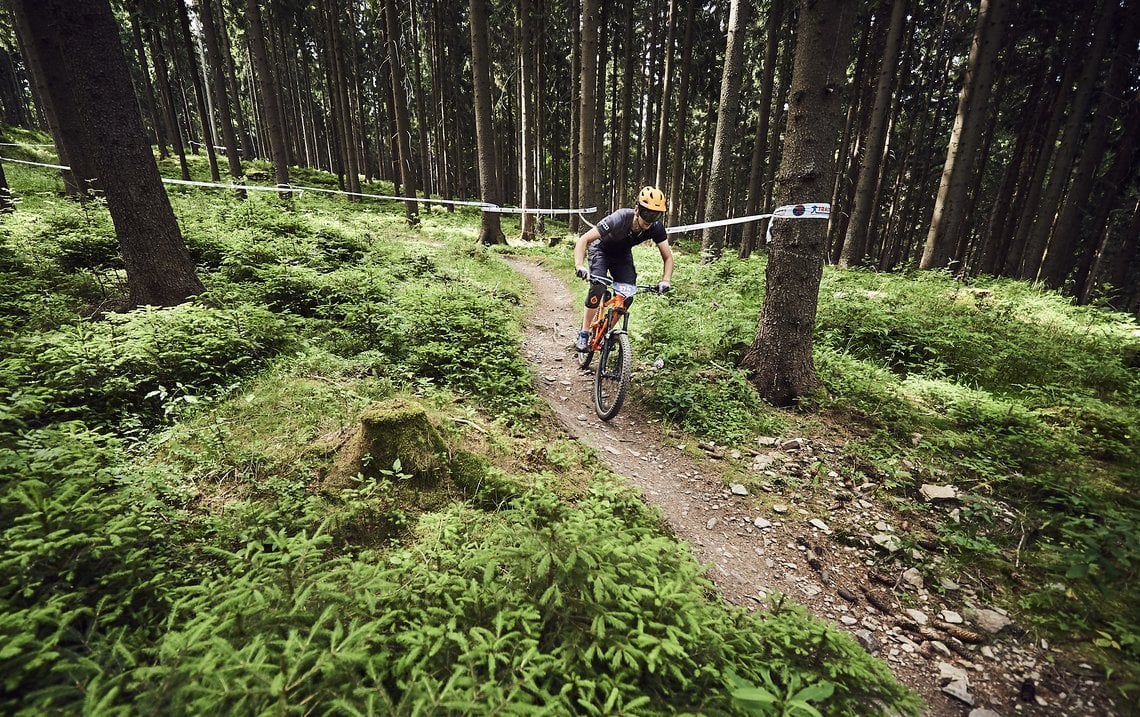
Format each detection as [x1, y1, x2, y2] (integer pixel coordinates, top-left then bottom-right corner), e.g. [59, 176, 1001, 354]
[0, 48, 30, 128]
[1019, 0, 1118, 281]
[593, 2, 609, 204]
[568, 0, 580, 232]
[128, 5, 164, 154]
[12, 11, 96, 195]
[1098, 196, 1140, 309]
[700, 0, 750, 262]
[975, 70, 1047, 276]
[838, 0, 907, 267]
[0, 159, 14, 213]
[828, 15, 875, 262]
[666, 0, 697, 227]
[178, 0, 220, 182]
[920, 0, 1009, 271]
[578, 0, 600, 220]
[1042, 11, 1138, 290]
[616, 0, 636, 203]
[765, 21, 795, 213]
[408, 0, 433, 210]
[740, 0, 786, 259]
[469, 0, 503, 243]
[148, 25, 190, 180]
[199, 0, 245, 192]
[519, 0, 538, 241]
[1076, 94, 1140, 301]
[653, 0, 677, 188]
[245, 0, 291, 198]
[218, 3, 252, 160]
[739, 0, 855, 407]
[384, 0, 419, 225]
[11, 0, 204, 306]
[1001, 10, 1093, 276]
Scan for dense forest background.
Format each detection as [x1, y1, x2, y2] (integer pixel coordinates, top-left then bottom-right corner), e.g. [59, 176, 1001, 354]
[0, 0, 1136, 312]
[1, 0, 1139, 712]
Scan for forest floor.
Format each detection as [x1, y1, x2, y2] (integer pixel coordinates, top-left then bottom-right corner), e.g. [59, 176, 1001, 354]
[505, 255, 1121, 717]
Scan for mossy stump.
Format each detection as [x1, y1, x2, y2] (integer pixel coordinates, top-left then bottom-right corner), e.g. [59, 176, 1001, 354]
[327, 398, 450, 489]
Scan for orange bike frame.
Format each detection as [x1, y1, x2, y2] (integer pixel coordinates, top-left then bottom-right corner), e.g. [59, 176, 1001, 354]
[584, 291, 631, 352]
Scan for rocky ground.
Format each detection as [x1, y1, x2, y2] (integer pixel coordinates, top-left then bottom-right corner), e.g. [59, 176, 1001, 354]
[505, 256, 1122, 717]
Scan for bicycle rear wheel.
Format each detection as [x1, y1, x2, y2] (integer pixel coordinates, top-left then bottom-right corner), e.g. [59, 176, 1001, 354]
[594, 332, 631, 420]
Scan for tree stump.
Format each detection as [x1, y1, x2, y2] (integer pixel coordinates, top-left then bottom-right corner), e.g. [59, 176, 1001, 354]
[327, 398, 450, 489]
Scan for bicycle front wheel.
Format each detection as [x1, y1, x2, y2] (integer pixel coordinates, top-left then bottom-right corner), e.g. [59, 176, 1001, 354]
[594, 332, 631, 420]
[577, 346, 593, 369]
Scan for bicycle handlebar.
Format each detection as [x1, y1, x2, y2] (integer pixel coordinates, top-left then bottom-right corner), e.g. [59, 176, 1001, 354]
[583, 273, 667, 294]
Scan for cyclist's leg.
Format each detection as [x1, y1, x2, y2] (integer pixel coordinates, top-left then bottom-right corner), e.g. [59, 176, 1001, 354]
[584, 244, 609, 330]
[609, 252, 637, 309]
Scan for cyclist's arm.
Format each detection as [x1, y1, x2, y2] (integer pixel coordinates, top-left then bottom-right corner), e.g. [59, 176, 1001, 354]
[574, 227, 601, 272]
[657, 239, 674, 284]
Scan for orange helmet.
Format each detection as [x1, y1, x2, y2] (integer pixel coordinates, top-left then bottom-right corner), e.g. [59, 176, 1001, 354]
[636, 186, 666, 213]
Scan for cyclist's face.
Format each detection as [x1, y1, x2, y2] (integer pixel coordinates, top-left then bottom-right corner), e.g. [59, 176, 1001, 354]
[638, 207, 663, 226]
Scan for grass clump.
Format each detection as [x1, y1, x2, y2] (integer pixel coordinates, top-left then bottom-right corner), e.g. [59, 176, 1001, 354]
[1, 152, 922, 715]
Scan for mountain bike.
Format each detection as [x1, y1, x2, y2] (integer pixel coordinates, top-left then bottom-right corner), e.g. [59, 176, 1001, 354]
[576, 275, 664, 421]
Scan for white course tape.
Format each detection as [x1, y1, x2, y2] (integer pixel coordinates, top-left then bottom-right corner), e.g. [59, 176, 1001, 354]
[486, 205, 597, 215]
[7, 151, 817, 229]
[666, 203, 830, 235]
[162, 177, 305, 193]
[0, 142, 56, 147]
[0, 156, 70, 170]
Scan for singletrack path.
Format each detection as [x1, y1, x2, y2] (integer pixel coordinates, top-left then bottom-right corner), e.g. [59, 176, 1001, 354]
[505, 255, 1115, 717]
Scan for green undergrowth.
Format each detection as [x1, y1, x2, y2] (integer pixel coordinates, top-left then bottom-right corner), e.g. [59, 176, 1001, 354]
[528, 241, 1139, 693]
[1, 143, 919, 715]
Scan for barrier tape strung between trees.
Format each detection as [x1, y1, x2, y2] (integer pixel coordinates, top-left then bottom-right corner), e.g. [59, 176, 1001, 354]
[0, 152, 594, 214]
[0, 148, 827, 230]
[579, 202, 831, 235]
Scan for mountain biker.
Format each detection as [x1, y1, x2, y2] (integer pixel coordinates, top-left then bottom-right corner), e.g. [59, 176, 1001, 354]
[574, 186, 674, 351]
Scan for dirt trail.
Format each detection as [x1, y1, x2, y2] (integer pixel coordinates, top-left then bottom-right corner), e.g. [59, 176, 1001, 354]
[505, 255, 1116, 717]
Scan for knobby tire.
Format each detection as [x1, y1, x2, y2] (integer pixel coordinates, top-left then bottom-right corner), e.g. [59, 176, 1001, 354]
[594, 332, 631, 420]
[577, 346, 593, 369]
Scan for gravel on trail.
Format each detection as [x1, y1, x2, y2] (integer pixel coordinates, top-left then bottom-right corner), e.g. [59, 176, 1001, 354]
[506, 255, 1118, 717]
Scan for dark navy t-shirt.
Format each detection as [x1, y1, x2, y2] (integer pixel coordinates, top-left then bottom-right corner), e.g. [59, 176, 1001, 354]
[595, 208, 667, 258]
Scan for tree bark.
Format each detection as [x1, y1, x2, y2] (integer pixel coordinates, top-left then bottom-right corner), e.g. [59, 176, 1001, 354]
[407, 0, 432, 211]
[654, 0, 678, 188]
[11, 8, 96, 196]
[147, 24, 190, 180]
[578, 0, 600, 221]
[739, 0, 855, 407]
[10, 0, 204, 306]
[700, 0, 750, 262]
[469, 0, 504, 244]
[1076, 94, 1140, 302]
[384, 0, 419, 225]
[217, 3, 253, 160]
[920, 0, 1009, 271]
[245, 0, 291, 198]
[838, 0, 907, 268]
[666, 0, 697, 227]
[519, 0, 539, 241]
[198, 0, 244, 191]
[1041, 9, 1138, 290]
[740, 0, 786, 259]
[0, 48, 30, 128]
[1019, 0, 1118, 281]
[127, 5, 164, 154]
[1000, 8, 1093, 276]
[177, 0, 220, 182]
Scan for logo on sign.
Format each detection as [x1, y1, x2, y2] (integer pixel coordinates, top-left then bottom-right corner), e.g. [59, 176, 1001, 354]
[793, 205, 806, 216]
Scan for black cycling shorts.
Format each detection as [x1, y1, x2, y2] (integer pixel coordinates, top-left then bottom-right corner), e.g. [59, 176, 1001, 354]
[585, 244, 636, 308]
